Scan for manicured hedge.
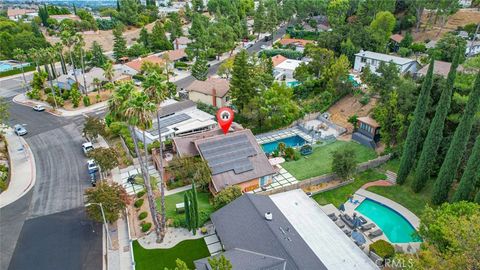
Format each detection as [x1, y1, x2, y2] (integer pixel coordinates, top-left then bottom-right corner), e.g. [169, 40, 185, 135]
[258, 49, 303, 60]
[370, 240, 395, 258]
[141, 222, 152, 232]
[138, 211, 148, 220]
[134, 199, 144, 208]
[0, 65, 35, 78]
[137, 190, 146, 198]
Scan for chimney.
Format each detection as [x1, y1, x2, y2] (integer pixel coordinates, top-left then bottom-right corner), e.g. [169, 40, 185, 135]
[265, 211, 273, 221]
[212, 88, 217, 107]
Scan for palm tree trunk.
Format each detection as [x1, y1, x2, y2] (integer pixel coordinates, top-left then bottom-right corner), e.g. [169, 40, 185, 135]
[156, 109, 167, 241]
[20, 66, 28, 92]
[59, 51, 67, 74]
[80, 49, 88, 95]
[69, 50, 80, 86]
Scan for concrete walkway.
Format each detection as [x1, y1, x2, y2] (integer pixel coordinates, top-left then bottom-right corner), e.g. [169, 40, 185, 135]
[164, 184, 192, 196]
[137, 223, 215, 249]
[0, 128, 36, 208]
[13, 93, 107, 117]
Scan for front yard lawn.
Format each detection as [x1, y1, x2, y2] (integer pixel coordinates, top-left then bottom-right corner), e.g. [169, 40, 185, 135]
[313, 169, 386, 207]
[282, 141, 377, 180]
[157, 190, 215, 227]
[133, 238, 210, 270]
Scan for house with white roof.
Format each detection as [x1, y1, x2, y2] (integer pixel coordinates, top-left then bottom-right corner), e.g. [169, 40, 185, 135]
[135, 100, 217, 144]
[354, 50, 420, 75]
[273, 58, 305, 81]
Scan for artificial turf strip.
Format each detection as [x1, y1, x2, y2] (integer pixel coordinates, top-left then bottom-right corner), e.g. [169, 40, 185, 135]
[132, 238, 210, 270]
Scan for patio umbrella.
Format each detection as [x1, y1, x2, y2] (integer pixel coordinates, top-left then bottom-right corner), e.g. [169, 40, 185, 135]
[351, 231, 366, 245]
[339, 204, 345, 212]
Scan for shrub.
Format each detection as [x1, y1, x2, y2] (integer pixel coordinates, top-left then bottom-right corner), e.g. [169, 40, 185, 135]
[26, 88, 41, 100]
[147, 140, 161, 154]
[83, 95, 91, 107]
[136, 190, 146, 198]
[46, 93, 64, 107]
[108, 121, 127, 136]
[200, 227, 208, 234]
[360, 94, 370, 105]
[370, 240, 395, 258]
[132, 74, 145, 81]
[172, 216, 186, 228]
[138, 211, 148, 220]
[214, 186, 242, 209]
[398, 47, 412, 57]
[259, 49, 303, 60]
[174, 61, 188, 69]
[134, 198, 144, 208]
[141, 221, 152, 232]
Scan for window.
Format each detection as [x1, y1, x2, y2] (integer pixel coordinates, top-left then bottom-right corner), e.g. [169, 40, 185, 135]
[361, 57, 366, 63]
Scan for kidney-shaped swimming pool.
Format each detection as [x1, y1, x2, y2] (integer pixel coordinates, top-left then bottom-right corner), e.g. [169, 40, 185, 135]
[355, 199, 422, 243]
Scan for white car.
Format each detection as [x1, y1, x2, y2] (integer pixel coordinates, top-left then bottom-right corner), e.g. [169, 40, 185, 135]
[260, 45, 267, 50]
[87, 159, 99, 174]
[33, 105, 45, 112]
[82, 142, 94, 155]
[14, 124, 27, 136]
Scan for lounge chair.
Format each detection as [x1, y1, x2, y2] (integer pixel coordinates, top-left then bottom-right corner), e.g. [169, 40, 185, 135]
[335, 220, 345, 228]
[360, 223, 376, 231]
[358, 216, 368, 225]
[340, 214, 355, 228]
[368, 229, 383, 239]
[343, 229, 351, 236]
[328, 213, 338, 221]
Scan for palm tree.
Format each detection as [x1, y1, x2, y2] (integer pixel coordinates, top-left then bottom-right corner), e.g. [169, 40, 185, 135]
[29, 48, 41, 73]
[46, 47, 58, 80]
[103, 62, 114, 83]
[61, 31, 80, 87]
[13, 49, 29, 92]
[107, 82, 163, 243]
[54, 42, 68, 75]
[143, 71, 169, 241]
[124, 92, 163, 242]
[93, 78, 101, 93]
[73, 34, 88, 94]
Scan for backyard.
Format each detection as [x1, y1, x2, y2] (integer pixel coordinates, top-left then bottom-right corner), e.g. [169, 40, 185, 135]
[313, 169, 386, 207]
[133, 238, 210, 270]
[282, 141, 377, 180]
[157, 190, 215, 227]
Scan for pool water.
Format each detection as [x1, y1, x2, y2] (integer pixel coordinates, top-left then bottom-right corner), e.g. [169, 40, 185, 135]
[261, 135, 307, 154]
[348, 74, 360, 87]
[355, 199, 422, 243]
[286, 81, 301, 87]
[0, 62, 13, 72]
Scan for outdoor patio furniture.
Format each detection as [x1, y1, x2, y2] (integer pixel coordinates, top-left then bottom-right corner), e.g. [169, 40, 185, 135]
[352, 230, 367, 245]
[335, 220, 345, 228]
[340, 214, 355, 228]
[360, 223, 376, 231]
[368, 229, 383, 239]
[343, 229, 351, 236]
[327, 213, 338, 221]
[358, 216, 368, 225]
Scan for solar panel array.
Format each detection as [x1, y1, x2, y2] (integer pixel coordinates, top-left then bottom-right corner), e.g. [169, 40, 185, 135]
[198, 134, 256, 175]
[148, 113, 191, 133]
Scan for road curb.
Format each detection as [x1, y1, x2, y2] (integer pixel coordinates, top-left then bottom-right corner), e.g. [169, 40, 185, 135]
[0, 129, 36, 209]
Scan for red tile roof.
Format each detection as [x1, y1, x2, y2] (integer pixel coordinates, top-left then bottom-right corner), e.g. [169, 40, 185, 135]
[162, 49, 187, 61]
[186, 78, 230, 98]
[271, 55, 288, 67]
[279, 38, 314, 47]
[390, 34, 404, 43]
[125, 55, 165, 72]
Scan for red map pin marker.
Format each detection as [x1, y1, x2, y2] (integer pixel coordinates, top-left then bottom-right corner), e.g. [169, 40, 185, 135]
[216, 107, 234, 135]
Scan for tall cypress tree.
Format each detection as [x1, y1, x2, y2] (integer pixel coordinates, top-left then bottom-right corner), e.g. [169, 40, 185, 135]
[191, 182, 199, 235]
[113, 26, 127, 61]
[453, 134, 480, 202]
[397, 58, 435, 185]
[116, 0, 121, 12]
[412, 48, 461, 192]
[434, 72, 480, 204]
[230, 49, 255, 111]
[184, 192, 191, 231]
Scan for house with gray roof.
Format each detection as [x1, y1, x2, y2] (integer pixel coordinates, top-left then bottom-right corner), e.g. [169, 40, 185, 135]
[196, 190, 379, 270]
[353, 50, 420, 75]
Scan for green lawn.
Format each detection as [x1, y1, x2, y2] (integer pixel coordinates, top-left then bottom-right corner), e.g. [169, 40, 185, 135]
[313, 169, 387, 208]
[133, 238, 210, 270]
[157, 190, 215, 226]
[282, 141, 378, 180]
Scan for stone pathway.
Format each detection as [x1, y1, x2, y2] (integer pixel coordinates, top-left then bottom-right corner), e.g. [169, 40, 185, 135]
[137, 223, 215, 249]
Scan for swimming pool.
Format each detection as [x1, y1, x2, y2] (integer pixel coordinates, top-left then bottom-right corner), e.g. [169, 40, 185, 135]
[348, 74, 360, 87]
[355, 199, 421, 243]
[0, 62, 13, 72]
[261, 135, 307, 154]
[286, 81, 301, 87]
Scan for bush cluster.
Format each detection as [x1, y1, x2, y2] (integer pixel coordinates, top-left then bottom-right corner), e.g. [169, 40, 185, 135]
[134, 199, 144, 208]
[140, 221, 152, 232]
[370, 240, 395, 258]
[138, 211, 148, 220]
[136, 190, 146, 198]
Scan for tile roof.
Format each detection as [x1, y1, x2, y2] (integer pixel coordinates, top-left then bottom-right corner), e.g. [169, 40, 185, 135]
[162, 49, 187, 61]
[125, 55, 165, 72]
[390, 34, 404, 43]
[272, 55, 288, 67]
[173, 36, 191, 45]
[210, 194, 327, 270]
[279, 38, 314, 47]
[186, 77, 230, 98]
[416, 60, 465, 78]
[159, 100, 196, 117]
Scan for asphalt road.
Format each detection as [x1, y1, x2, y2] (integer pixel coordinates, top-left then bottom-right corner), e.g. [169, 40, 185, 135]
[0, 85, 102, 270]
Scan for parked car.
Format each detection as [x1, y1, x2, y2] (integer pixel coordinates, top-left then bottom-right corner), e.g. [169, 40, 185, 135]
[33, 105, 45, 112]
[82, 142, 94, 155]
[87, 159, 99, 174]
[243, 42, 254, 49]
[260, 45, 267, 50]
[14, 124, 27, 136]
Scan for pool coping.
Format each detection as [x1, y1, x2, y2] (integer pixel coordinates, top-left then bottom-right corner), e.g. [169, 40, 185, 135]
[255, 127, 313, 146]
[354, 189, 420, 230]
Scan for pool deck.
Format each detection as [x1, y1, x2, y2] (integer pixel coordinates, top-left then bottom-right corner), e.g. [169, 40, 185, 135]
[320, 189, 421, 254]
[255, 127, 313, 145]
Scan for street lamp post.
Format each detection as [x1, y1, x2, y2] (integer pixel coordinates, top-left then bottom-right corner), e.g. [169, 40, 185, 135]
[85, 202, 112, 249]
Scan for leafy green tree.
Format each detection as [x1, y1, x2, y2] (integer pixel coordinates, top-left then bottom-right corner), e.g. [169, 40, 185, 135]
[356, 0, 395, 25]
[327, 0, 349, 28]
[396, 202, 480, 270]
[83, 116, 106, 139]
[213, 186, 242, 208]
[118, 0, 139, 26]
[139, 27, 149, 48]
[85, 181, 129, 223]
[113, 25, 127, 61]
[340, 38, 357, 64]
[192, 0, 204, 12]
[230, 50, 255, 111]
[208, 255, 233, 270]
[397, 58, 435, 185]
[150, 21, 172, 51]
[369, 11, 396, 52]
[191, 53, 209, 81]
[253, 0, 266, 37]
[217, 57, 234, 78]
[258, 83, 301, 131]
[434, 33, 467, 63]
[432, 72, 480, 204]
[87, 147, 119, 177]
[90, 41, 108, 67]
[331, 146, 357, 180]
[452, 134, 480, 202]
[209, 21, 236, 59]
[399, 32, 413, 48]
[413, 48, 461, 193]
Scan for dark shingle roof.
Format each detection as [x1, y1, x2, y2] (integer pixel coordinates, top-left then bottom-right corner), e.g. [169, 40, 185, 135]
[158, 100, 196, 117]
[211, 194, 327, 270]
[194, 248, 287, 270]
